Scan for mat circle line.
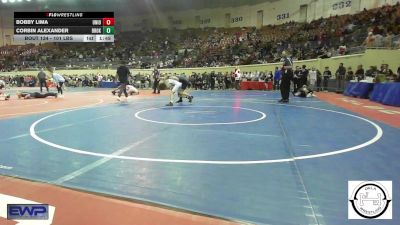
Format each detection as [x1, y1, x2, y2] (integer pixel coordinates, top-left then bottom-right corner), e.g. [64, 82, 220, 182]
[29, 100, 383, 165]
[134, 106, 266, 125]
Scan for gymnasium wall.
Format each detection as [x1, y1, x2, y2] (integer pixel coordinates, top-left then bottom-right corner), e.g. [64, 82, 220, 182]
[120, 0, 400, 31]
[1, 49, 399, 78]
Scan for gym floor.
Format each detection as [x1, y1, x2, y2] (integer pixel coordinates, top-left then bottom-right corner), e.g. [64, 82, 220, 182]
[0, 88, 399, 225]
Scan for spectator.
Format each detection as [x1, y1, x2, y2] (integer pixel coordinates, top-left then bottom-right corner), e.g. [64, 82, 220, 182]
[396, 66, 400, 82]
[363, 32, 375, 47]
[373, 32, 384, 47]
[273, 67, 281, 90]
[316, 68, 322, 92]
[365, 66, 379, 78]
[335, 63, 346, 92]
[308, 67, 317, 90]
[384, 31, 394, 48]
[234, 68, 241, 90]
[379, 64, 394, 81]
[322, 66, 332, 92]
[293, 66, 302, 92]
[222, 72, 230, 89]
[355, 65, 365, 81]
[346, 67, 354, 81]
[300, 65, 308, 88]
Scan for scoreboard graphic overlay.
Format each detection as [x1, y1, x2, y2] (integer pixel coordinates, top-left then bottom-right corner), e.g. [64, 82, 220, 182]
[14, 12, 114, 43]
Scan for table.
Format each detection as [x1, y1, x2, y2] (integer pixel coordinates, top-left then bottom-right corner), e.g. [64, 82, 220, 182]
[370, 83, 400, 106]
[343, 82, 374, 99]
[100, 81, 119, 88]
[240, 81, 267, 90]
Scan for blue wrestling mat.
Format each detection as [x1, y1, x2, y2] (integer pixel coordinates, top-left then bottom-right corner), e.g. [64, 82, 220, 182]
[0, 91, 399, 225]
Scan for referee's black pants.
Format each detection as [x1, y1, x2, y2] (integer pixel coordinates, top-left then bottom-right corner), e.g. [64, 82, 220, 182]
[280, 70, 292, 101]
[280, 80, 290, 100]
[39, 79, 49, 92]
[118, 83, 128, 97]
[153, 80, 160, 93]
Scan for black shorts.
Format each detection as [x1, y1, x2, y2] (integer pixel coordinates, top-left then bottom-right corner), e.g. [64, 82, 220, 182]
[30, 92, 42, 98]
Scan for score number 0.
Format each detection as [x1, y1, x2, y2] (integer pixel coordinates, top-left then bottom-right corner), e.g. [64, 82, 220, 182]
[102, 18, 115, 26]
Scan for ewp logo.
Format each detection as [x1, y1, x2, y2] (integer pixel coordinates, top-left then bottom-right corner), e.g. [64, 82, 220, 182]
[7, 204, 49, 220]
[0, 194, 55, 225]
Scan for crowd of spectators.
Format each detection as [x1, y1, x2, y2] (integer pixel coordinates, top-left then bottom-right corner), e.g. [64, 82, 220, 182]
[0, 75, 38, 87]
[1, 62, 398, 94]
[0, 3, 399, 72]
[0, 72, 154, 88]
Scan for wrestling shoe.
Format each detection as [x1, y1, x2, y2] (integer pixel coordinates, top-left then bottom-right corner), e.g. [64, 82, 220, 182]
[176, 98, 183, 103]
[111, 90, 116, 95]
[165, 102, 173, 106]
[188, 96, 193, 103]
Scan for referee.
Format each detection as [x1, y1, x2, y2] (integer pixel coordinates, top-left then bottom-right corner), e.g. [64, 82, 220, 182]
[116, 62, 131, 101]
[37, 68, 49, 92]
[152, 68, 161, 94]
[279, 51, 293, 103]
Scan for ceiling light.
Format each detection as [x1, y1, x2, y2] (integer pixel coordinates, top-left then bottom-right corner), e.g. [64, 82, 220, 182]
[1, 0, 7, 3]
[9, 0, 15, 3]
